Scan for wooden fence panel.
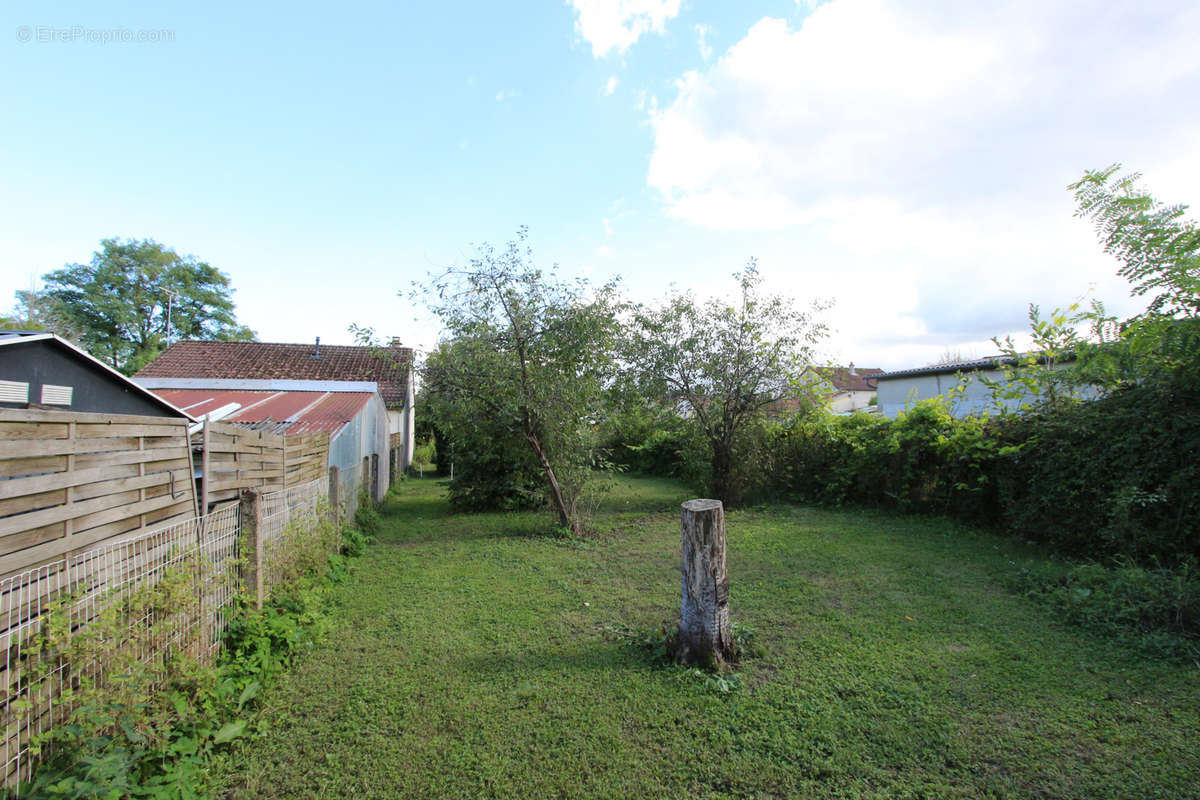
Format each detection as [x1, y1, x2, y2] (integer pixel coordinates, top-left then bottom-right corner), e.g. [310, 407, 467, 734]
[0, 410, 197, 579]
[283, 432, 329, 487]
[191, 421, 285, 505]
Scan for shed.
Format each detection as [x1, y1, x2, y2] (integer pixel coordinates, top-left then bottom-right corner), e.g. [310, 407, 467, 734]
[0, 331, 192, 418]
[874, 356, 1085, 418]
[137, 339, 414, 475]
[135, 377, 391, 502]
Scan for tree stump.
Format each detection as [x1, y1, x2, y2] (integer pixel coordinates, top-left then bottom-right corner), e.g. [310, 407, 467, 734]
[678, 499, 733, 667]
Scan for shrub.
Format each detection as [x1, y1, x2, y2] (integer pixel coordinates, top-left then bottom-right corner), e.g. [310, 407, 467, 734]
[599, 403, 694, 477]
[1012, 558, 1200, 660]
[438, 421, 545, 512]
[993, 384, 1200, 563]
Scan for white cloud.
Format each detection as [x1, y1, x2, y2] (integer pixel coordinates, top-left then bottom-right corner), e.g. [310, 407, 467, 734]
[568, 0, 682, 58]
[644, 0, 1200, 366]
[495, 88, 521, 102]
[650, 0, 1200, 227]
[695, 23, 712, 60]
[604, 75, 619, 95]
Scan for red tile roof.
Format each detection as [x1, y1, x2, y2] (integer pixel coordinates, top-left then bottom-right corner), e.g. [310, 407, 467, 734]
[156, 388, 373, 434]
[137, 340, 412, 408]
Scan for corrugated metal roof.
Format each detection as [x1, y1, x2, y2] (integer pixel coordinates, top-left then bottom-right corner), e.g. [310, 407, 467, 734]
[876, 353, 1076, 381]
[876, 358, 1012, 381]
[153, 388, 372, 434]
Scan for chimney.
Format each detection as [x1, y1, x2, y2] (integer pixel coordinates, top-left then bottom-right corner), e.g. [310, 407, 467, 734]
[848, 362, 857, 376]
[390, 337, 401, 347]
[311, 336, 321, 359]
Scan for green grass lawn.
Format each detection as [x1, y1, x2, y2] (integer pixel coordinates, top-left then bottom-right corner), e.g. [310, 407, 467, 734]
[217, 475, 1200, 799]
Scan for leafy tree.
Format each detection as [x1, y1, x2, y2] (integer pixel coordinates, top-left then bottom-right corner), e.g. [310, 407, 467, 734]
[986, 166, 1200, 402]
[35, 238, 255, 373]
[1072, 165, 1199, 320]
[1068, 165, 1200, 388]
[2, 288, 81, 338]
[627, 262, 827, 507]
[417, 229, 620, 534]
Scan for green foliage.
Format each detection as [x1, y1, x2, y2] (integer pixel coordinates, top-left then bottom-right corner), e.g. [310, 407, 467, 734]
[1012, 558, 1200, 660]
[352, 491, 381, 539]
[430, 392, 545, 512]
[20, 514, 369, 798]
[625, 262, 827, 507]
[1061, 165, 1200, 391]
[32, 237, 255, 374]
[416, 229, 620, 532]
[598, 401, 695, 477]
[410, 438, 437, 472]
[992, 384, 1200, 563]
[1071, 164, 1199, 324]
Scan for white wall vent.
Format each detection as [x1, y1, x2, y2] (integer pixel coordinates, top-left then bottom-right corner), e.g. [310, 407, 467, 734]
[41, 384, 74, 405]
[0, 380, 30, 403]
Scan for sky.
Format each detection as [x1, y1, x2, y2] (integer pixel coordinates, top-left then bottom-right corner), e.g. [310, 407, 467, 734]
[2, 0, 1198, 370]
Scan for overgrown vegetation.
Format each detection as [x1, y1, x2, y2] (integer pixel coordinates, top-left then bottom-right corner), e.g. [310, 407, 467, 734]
[624, 262, 827, 508]
[216, 476, 1200, 799]
[597, 166, 1200, 652]
[17, 514, 375, 799]
[416, 229, 621, 534]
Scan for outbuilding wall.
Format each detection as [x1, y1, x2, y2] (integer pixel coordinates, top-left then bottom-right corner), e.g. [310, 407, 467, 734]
[329, 392, 390, 501]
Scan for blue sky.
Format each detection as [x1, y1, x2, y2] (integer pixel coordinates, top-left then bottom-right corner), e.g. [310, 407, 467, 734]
[3, 0, 1198, 369]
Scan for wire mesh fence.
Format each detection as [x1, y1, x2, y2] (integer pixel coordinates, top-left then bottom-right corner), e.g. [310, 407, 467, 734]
[1, 476, 333, 791]
[261, 477, 337, 592]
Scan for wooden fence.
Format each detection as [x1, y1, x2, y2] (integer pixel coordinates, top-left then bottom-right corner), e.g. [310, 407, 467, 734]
[194, 421, 328, 511]
[0, 409, 335, 791]
[0, 409, 197, 580]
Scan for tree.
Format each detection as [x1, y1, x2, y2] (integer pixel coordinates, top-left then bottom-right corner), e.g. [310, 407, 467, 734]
[35, 238, 255, 374]
[627, 262, 827, 507]
[985, 167, 1200, 403]
[417, 229, 620, 534]
[1067, 164, 1200, 389]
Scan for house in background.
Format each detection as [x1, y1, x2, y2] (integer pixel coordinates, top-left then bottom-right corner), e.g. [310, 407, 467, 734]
[136, 338, 415, 472]
[0, 331, 193, 418]
[874, 356, 1085, 418]
[803, 364, 884, 414]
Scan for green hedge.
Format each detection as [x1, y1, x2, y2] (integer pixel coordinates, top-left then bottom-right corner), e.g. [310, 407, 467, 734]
[762, 385, 1200, 565]
[614, 385, 1199, 567]
[991, 385, 1200, 563]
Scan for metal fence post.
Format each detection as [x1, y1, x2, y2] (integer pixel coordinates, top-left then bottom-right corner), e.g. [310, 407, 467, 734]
[239, 488, 264, 610]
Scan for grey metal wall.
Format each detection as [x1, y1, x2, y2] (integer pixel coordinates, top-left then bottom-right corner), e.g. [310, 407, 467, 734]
[327, 392, 390, 502]
[0, 339, 184, 417]
[877, 365, 1096, 418]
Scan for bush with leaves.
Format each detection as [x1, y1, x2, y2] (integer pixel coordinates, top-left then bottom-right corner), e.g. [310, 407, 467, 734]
[416, 230, 621, 532]
[598, 401, 697, 477]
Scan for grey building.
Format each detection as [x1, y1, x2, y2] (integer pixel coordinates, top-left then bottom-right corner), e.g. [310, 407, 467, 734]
[0, 331, 192, 418]
[875, 356, 1085, 418]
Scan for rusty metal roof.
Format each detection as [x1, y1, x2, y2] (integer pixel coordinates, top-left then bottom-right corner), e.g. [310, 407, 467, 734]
[154, 388, 372, 434]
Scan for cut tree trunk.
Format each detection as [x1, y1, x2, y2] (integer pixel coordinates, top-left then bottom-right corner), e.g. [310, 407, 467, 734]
[678, 498, 733, 667]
